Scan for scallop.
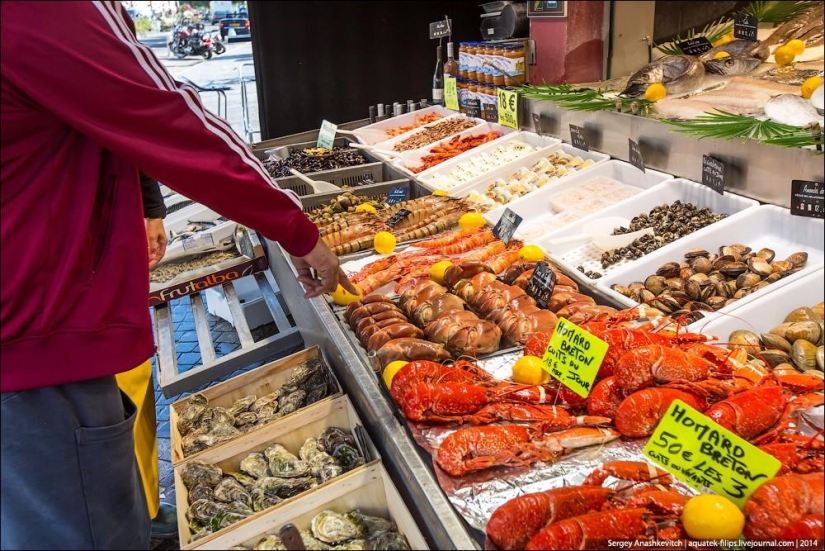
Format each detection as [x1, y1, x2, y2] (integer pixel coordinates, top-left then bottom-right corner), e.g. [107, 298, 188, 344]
[729, 330, 761, 350]
[656, 262, 681, 279]
[760, 332, 792, 354]
[756, 247, 776, 263]
[785, 321, 823, 344]
[792, 339, 818, 370]
[784, 307, 818, 323]
[786, 251, 808, 268]
[644, 275, 668, 295]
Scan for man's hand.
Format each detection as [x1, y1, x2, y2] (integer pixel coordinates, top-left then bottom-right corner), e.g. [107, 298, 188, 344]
[291, 239, 359, 299]
[146, 218, 168, 268]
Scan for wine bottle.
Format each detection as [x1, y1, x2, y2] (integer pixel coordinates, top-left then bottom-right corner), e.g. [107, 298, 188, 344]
[432, 45, 444, 105]
[444, 42, 459, 78]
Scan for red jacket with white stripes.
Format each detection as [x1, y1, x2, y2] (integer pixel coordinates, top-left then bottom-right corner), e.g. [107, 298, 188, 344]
[0, 1, 320, 392]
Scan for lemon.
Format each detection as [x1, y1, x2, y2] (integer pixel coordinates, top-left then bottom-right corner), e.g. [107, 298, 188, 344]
[712, 34, 734, 48]
[355, 204, 377, 213]
[429, 260, 454, 285]
[643, 82, 667, 102]
[511, 356, 551, 385]
[431, 190, 449, 196]
[712, 51, 730, 59]
[383, 360, 409, 388]
[329, 283, 363, 306]
[801, 76, 824, 99]
[518, 244, 545, 262]
[373, 231, 396, 254]
[773, 45, 796, 66]
[786, 39, 806, 56]
[459, 212, 486, 230]
[681, 494, 745, 540]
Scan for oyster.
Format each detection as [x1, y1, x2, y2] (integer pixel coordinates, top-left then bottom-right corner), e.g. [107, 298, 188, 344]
[250, 488, 282, 512]
[368, 531, 411, 550]
[256, 404, 280, 425]
[235, 411, 258, 428]
[283, 358, 322, 390]
[186, 499, 223, 524]
[210, 507, 253, 532]
[265, 443, 311, 478]
[188, 483, 214, 503]
[181, 460, 223, 490]
[228, 395, 257, 418]
[336, 539, 369, 550]
[303, 368, 332, 405]
[191, 526, 213, 542]
[311, 510, 362, 543]
[251, 476, 315, 499]
[177, 393, 208, 436]
[277, 390, 307, 417]
[299, 437, 323, 463]
[210, 407, 239, 435]
[253, 535, 287, 550]
[332, 444, 365, 472]
[225, 471, 257, 488]
[251, 391, 282, 414]
[214, 477, 252, 506]
[345, 511, 397, 537]
[300, 529, 333, 551]
[317, 427, 357, 455]
[299, 438, 343, 482]
[240, 452, 271, 479]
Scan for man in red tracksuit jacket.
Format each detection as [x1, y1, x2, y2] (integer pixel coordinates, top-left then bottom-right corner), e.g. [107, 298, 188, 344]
[0, 2, 357, 548]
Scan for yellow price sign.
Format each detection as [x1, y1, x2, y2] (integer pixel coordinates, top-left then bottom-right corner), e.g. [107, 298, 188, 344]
[444, 77, 459, 111]
[643, 400, 782, 509]
[541, 318, 607, 398]
[497, 87, 519, 129]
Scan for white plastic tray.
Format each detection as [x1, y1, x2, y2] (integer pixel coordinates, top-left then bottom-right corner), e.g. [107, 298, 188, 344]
[537, 178, 760, 287]
[455, 142, 611, 205]
[350, 105, 453, 145]
[370, 113, 485, 158]
[484, 160, 673, 236]
[693, 267, 824, 339]
[415, 131, 562, 194]
[596, 205, 825, 323]
[390, 123, 516, 178]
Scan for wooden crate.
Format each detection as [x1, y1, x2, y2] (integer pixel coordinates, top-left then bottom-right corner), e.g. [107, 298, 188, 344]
[192, 462, 429, 550]
[170, 346, 342, 465]
[175, 395, 379, 548]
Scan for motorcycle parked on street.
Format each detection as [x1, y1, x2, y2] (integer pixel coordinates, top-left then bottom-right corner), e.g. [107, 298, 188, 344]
[210, 32, 226, 55]
[167, 23, 214, 60]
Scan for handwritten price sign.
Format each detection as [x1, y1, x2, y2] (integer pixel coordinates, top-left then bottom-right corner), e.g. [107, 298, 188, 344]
[444, 77, 459, 111]
[497, 88, 519, 130]
[643, 400, 781, 509]
[541, 318, 607, 398]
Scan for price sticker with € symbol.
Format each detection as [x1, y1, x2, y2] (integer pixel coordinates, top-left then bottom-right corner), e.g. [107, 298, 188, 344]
[497, 88, 519, 130]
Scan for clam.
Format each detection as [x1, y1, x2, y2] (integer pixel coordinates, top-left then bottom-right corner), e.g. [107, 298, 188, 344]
[656, 262, 681, 278]
[713, 255, 737, 271]
[628, 282, 645, 295]
[720, 247, 742, 261]
[764, 273, 782, 284]
[720, 262, 747, 277]
[772, 363, 797, 376]
[761, 349, 791, 368]
[666, 278, 686, 292]
[708, 272, 727, 285]
[653, 296, 680, 314]
[729, 330, 761, 350]
[611, 284, 630, 297]
[644, 275, 668, 295]
[707, 296, 727, 310]
[680, 267, 695, 280]
[786, 251, 808, 267]
[311, 510, 363, 544]
[792, 339, 818, 370]
[240, 452, 271, 479]
[755, 247, 775, 262]
[181, 460, 223, 490]
[736, 271, 762, 290]
[684, 248, 709, 259]
[733, 288, 750, 300]
[760, 333, 792, 354]
[770, 322, 795, 338]
[771, 260, 794, 275]
[805, 369, 824, 379]
[747, 258, 773, 277]
[729, 244, 752, 256]
[690, 256, 713, 274]
[785, 321, 823, 344]
[818, 345, 824, 371]
[813, 302, 824, 320]
[685, 279, 702, 300]
[689, 273, 711, 287]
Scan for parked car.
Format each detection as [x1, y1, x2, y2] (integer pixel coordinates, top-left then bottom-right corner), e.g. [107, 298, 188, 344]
[211, 10, 227, 24]
[219, 16, 251, 41]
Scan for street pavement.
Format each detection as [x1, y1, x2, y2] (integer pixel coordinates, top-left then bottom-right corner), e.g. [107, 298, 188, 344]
[140, 30, 260, 142]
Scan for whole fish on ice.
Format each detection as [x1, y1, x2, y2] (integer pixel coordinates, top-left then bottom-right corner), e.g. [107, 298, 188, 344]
[764, 94, 824, 127]
[810, 85, 824, 115]
[703, 55, 763, 76]
[621, 55, 705, 97]
[699, 39, 769, 63]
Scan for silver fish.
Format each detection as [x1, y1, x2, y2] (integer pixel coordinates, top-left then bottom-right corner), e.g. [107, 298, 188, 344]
[765, 94, 824, 127]
[699, 40, 769, 63]
[621, 55, 705, 97]
[704, 56, 763, 76]
[812, 85, 824, 116]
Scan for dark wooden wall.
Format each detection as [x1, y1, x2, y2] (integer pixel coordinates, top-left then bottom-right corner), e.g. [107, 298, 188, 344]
[249, 1, 484, 139]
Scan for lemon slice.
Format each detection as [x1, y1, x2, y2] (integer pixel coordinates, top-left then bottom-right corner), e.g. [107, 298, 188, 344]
[518, 244, 545, 262]
[355, 204, 377, 214]
[512, 356, 551, 385]
[383, 361, 409, 388]
[431, 190, 448, 196]
[459, 212, 486, 230]
[801, 76, 824, 99]
[329, 283, 363, 306]
[681, 495, 744, 540]
[786, 39, 805, 56]
[429, 260, 454, 285]
[774, 45, 796, 66]
[713, 51, 730, 59]
[643, 82, 667, 102]
[373, 231, 396, 255]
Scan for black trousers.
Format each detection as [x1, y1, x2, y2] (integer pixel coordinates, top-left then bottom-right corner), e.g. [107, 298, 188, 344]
[1, 376, 150, 550]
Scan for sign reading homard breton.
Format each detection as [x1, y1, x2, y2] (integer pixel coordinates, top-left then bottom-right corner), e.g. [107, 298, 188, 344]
[643, 399, 782, 509]
[541, 318, 607, 398]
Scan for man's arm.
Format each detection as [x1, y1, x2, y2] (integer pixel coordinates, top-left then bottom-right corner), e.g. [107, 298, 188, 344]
[140, 173, 167, 268]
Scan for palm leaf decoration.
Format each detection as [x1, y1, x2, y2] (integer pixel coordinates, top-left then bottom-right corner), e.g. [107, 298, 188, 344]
[655, 18, 733, 56]
[737, 1, 819, 23]
[762, 128, 824, 153]
[662, 110, 801, 141]
[521, 84, 654, 114]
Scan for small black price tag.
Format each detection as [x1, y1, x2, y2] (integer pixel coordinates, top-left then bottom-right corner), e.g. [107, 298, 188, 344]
[386, 186, 409, 205]
[492, 208, 523, 245]
[482, 103, 498, 123]
[678, 37, 713, 56]
[569, 124, 589, 152]
[532, 113, 543, 137]
[385, 208, 411, 227]
[429, 19, 452, 39]
[790, 179, 824, 219]
[466, 98, 481, 118]
[525, 261, 557, 309]
[701, 155, 725, 195]
[628, 138, 645, 173]
[733, 14, 758, 41]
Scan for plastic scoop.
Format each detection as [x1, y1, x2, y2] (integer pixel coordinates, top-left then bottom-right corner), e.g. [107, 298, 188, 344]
[287, 168, 339, 193]
[335, 127, 389, 142]
[348, 142, 402, 158]
[545, 216, 654, 252]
